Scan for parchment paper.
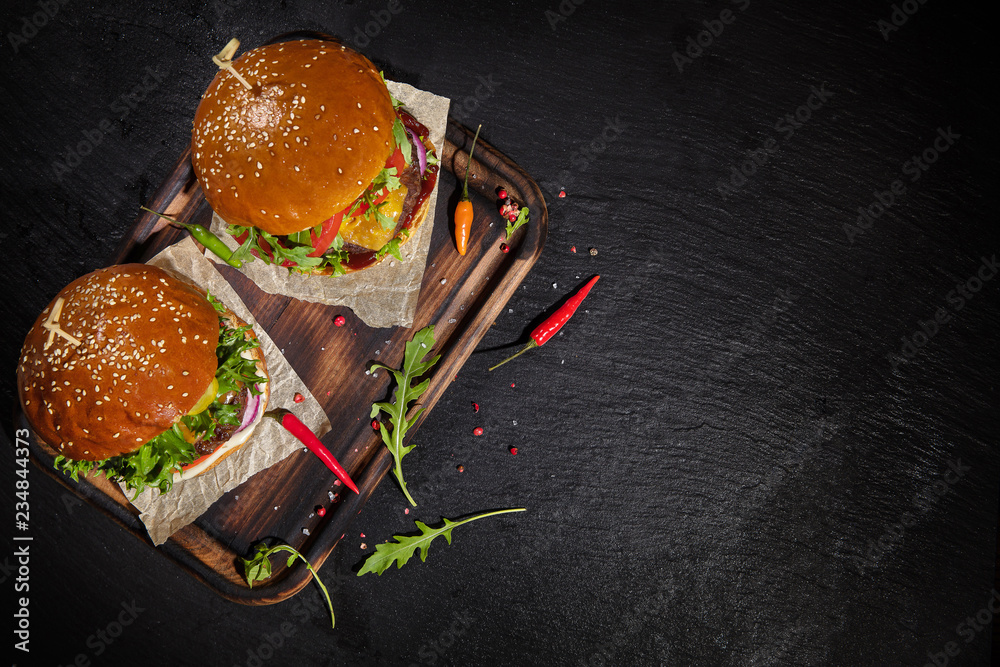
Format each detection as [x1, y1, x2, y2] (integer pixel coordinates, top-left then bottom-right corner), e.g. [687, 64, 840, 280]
[123, 236, 331, 545]
[206, 81, 450, 329]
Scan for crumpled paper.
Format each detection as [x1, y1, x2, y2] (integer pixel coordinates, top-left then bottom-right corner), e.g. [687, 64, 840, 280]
[123, 236, 331, 545]
[206, 81, 450, 329]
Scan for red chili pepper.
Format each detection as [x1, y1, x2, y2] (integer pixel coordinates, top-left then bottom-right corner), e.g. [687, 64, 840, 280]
[268, 409, 360, 494]
[489, 275, 600, 371]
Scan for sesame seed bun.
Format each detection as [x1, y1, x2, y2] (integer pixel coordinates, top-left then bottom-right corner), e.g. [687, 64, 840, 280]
[191, 39, 397, 236]
[18, 265, 222, 461]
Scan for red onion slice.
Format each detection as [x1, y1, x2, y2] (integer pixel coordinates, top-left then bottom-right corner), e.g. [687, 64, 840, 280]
[236, 392, 262, 433]
[407, 128, 427, 176]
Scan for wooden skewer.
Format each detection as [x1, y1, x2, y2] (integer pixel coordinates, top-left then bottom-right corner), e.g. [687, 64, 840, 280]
[212, 38, 252, 91]
[42, 297, 82, 350]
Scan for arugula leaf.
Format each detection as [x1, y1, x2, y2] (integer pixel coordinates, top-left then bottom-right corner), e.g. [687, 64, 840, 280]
[369, 326, 440, 507]
[357, 508, 526, 576]
[228, 225, 259, 266]
[504, 206, 530, 240]
[380, 71, 404, 109]
[375, 229, 408, 263]
[392, 118, 412, 166]
[242, 542, 335, 628]
[258, 230, 324, 269]
[54, 424, 197, 497]
[372, 166, 402, 193]
[373, 201, 397, 231]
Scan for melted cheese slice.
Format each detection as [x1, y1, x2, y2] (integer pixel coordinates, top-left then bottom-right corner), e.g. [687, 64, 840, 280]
[339, 185, 408, 250]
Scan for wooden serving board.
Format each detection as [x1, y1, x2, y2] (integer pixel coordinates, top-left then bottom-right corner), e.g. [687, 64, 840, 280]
[20, 119, 547, 604]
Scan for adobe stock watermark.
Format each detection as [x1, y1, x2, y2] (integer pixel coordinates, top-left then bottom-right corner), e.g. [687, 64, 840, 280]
[851, 457, 970, 574]
[545, 0, 585, 31]
[407, 609, 476, 666]
[350, 0, 404, 49]
[716, 83, 833, 200]
[886, 254, 996, 370]
[57, 599, 146, 666]
[671, 0, 750, 74]
[50, 64, 168, 182]
[234, 564, 356, 667]
[538, 115, 627, 203]
[922, 589, 1000, 667]
[877, 0, 930, 41]
[6, 0, 71, 54]
[449, 74, 500, 124]
[843, 126, 960, 245]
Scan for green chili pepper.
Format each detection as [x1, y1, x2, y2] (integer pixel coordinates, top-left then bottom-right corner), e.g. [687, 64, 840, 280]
[140, 206, 242, 268]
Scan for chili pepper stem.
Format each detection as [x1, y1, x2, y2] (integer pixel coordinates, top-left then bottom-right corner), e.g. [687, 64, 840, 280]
[462, 124, 482, 200]
[488, 339, 538, 371]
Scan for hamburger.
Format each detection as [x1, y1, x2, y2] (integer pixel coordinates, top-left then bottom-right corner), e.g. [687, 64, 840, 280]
[191, 38, 440, 275]
[17, 264, 270, 496]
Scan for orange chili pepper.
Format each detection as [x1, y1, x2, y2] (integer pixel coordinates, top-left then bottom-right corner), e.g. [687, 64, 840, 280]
[454, 124, 481, 255]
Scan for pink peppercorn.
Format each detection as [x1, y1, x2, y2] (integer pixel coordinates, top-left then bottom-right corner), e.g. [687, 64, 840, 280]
[334, 315, 346, 327]
[473, 427, 484, 436]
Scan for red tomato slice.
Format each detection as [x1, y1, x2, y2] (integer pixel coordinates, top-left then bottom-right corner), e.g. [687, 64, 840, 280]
[180, 451, 212, 472]
[308, 211, 345, 257]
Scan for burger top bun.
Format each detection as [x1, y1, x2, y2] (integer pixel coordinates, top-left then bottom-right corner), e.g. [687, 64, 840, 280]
[191, 39, 397, 236]
[17, 264, 221, 462]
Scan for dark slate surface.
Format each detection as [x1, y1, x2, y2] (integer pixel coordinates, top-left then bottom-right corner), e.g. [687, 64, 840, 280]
[1, 1, 997, 665]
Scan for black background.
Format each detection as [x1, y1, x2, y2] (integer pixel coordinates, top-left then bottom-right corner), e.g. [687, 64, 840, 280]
[2, 1, 998, 665]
